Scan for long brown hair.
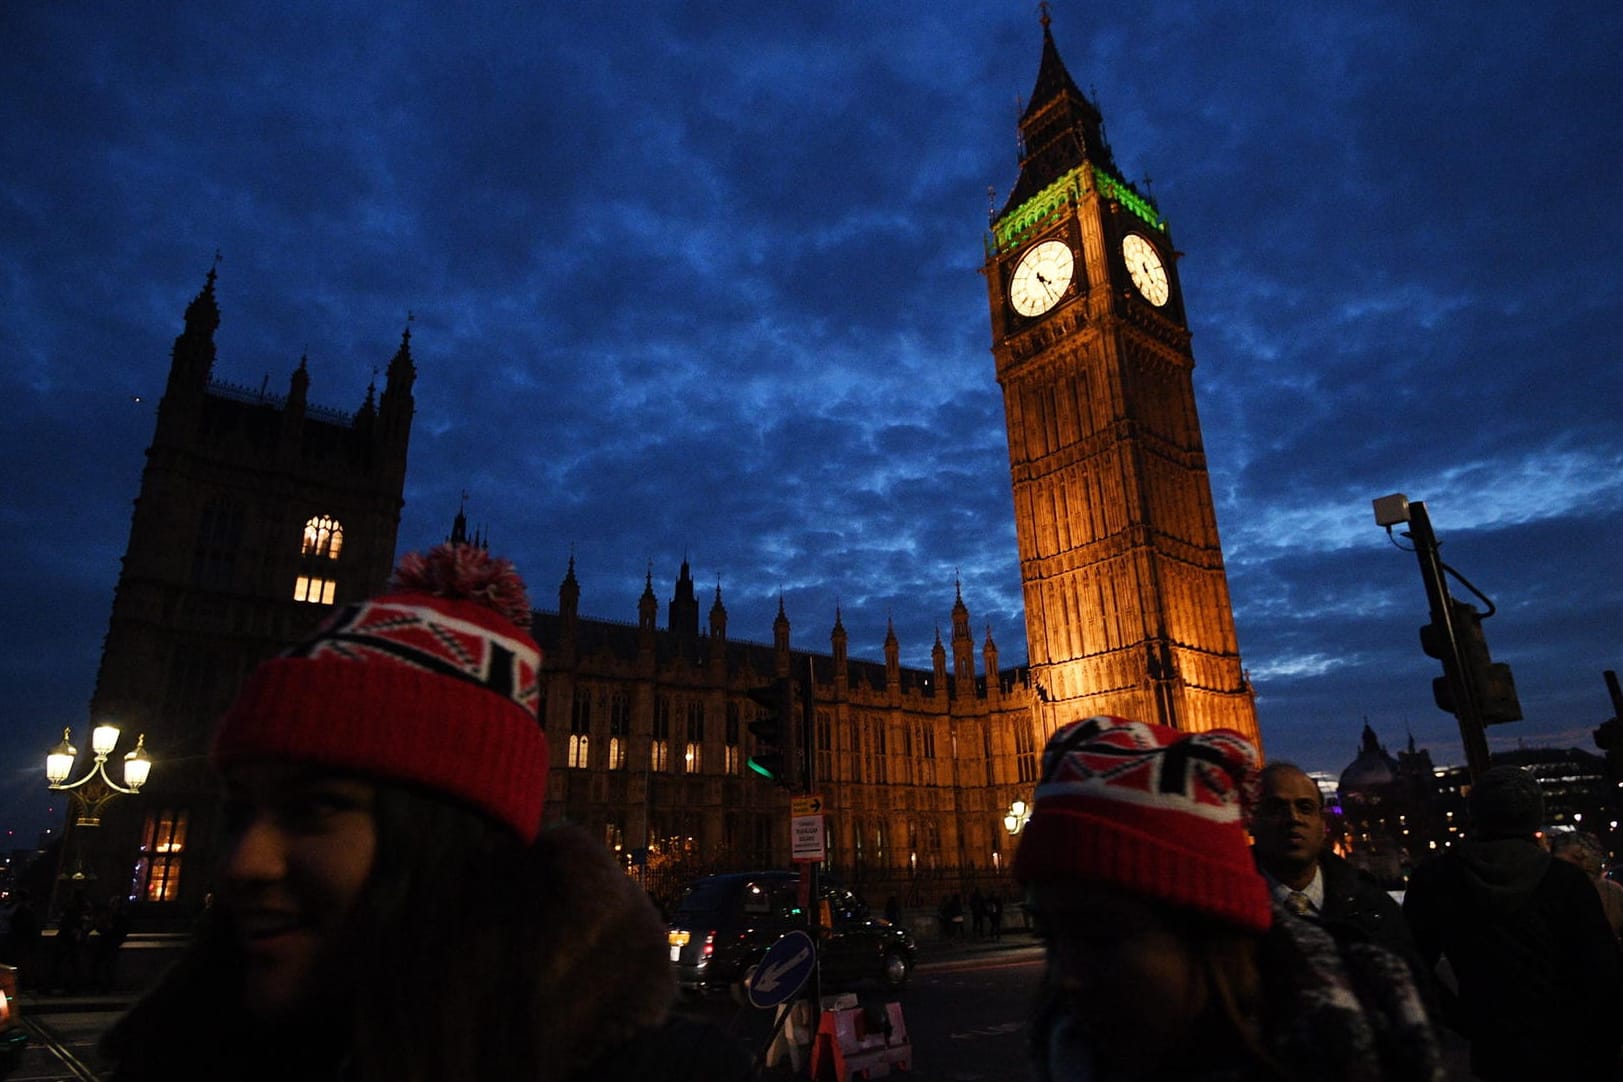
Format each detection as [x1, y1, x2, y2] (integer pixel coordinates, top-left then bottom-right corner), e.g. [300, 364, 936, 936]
[1028, 885, 1287, 1082]
[105, 782, 674, 1082]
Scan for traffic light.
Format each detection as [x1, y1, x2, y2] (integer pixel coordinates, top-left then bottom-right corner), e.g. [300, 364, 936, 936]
[1419, 600, 1522, 725]
[746, 678, 795, 787]
[1418, 615, 1459, 714]
[1453, 601, 1522, 724]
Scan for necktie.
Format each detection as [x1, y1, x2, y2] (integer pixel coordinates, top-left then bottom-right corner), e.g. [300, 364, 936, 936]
[1285, 891, 1313, 916]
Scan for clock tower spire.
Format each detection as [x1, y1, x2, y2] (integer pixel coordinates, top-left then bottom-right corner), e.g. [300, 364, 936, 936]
[1001, 8, 1116, 219]
[984, 14, 1258, 745]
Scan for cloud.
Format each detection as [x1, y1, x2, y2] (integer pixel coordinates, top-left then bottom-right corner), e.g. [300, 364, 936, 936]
[2, 2, 1620, 843]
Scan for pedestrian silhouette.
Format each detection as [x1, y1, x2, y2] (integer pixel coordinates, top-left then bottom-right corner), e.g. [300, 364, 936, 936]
[89, 896, 132, 992]
[1404, 766, 1623, 1080]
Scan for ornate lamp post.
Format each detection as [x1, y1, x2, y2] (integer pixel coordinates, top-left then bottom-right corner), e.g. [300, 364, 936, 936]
[46, 725, 152, 825]
[44, 725, 153, 914]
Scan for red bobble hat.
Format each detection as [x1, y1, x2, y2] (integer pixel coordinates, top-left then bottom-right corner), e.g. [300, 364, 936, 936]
[1013, 715, 1272, 934]
[213, 543, 547, 842]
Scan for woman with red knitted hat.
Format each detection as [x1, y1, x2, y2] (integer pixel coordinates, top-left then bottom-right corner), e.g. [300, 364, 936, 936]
[1014, 715, 1442, 1082]
[101, 543, 756, 1082]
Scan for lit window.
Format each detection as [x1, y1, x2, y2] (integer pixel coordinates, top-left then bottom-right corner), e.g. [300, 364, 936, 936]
[684, 742, 702, 774]
[725, 745, 741, 774]
[568, 733, 589, 769]
[294, 515, 343, 603]
[652, 696, 671, 771]
[132, 810, 189, 902]
[609, 736, 626, 771]
[301, 515, 343, 559]
[293, 575, 337, 604]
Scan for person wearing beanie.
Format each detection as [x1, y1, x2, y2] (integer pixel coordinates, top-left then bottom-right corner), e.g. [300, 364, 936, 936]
[1403, 765, 1623, 1081]
[100, 543, 756, 1082]
[1015, 715, 1442, 1082]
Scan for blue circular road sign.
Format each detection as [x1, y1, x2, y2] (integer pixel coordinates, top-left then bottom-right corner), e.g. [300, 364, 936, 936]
[747, 929, 817, 1008]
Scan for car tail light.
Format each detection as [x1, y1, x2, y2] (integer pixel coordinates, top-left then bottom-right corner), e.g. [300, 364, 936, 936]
[0, 964, 16, 1026]
[702, 932, 715, 958]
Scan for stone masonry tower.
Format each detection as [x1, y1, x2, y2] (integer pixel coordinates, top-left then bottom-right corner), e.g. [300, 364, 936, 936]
[982, 15, 1258, 744]
[80, 262, 414, 914]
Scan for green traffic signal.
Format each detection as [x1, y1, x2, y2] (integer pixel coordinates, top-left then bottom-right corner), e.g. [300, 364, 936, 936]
[745, 678, 793, 786]
[747, 753, 785, 780]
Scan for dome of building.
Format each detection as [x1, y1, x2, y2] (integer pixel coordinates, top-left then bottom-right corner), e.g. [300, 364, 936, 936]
[1338, 723, 1401, 806]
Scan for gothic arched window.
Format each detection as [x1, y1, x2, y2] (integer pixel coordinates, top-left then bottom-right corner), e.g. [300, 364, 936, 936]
[608, 693, 629, 771]
[293, 514, 343, 604]
[301, 515, 343, 558]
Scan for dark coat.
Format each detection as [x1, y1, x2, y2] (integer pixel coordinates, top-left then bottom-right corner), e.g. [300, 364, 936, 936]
[1404, 837, 1623, 1082]
[1257, 850, 1443, 1029]
[1315, 851, 1414, 958]
[1318, 852, 1444, 1014]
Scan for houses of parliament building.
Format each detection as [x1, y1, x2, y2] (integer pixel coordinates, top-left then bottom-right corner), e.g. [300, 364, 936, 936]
[76, 14, 1256, 918]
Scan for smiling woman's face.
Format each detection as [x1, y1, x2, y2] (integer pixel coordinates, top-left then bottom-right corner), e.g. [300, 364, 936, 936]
[218, 764, 378, 1023]
[1029, 882, 1210, 1074]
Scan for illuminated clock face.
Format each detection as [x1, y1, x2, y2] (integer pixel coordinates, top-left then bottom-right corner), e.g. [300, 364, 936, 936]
[1122, 233, 1170, 307]
[1009, 239, 1075, 317]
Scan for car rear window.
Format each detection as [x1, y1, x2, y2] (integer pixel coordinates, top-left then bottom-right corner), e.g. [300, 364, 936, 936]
[672, 878, 736, 922]
[672, 875, 803, 924]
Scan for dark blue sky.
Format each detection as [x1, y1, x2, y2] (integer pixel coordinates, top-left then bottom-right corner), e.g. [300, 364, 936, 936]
[3, 3, 1620, 844]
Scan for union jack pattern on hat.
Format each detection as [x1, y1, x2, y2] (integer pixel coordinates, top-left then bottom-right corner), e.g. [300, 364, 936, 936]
[213, 543, 549, 842]
[1014, 715, 1272, 933]
[286, 597, 540, 716]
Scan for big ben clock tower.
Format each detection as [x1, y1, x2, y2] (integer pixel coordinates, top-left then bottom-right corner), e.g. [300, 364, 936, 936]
[985, 12, 1259, 744]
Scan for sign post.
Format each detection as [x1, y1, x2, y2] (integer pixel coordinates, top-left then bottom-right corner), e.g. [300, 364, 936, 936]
[791, 814, 825, 863]
[751, 929, 819, 1069]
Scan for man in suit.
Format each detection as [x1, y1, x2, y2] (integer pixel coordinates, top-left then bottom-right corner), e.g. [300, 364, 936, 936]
[1250, 761, 1419, 965]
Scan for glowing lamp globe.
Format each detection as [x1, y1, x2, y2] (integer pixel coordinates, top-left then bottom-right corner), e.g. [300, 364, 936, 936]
[123, 735, 152, 790]
[46, 729, 77, 786]
[92, 723, 121, 758]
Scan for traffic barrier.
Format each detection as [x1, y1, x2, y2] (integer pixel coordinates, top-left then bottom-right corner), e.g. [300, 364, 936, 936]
[809, 998, 910, 1080]
[764, 998, 813, 1071]
[765, 994, 854, 1072]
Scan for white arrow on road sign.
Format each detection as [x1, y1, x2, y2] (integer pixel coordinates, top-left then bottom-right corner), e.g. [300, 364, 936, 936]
[752, 945, 810, 994]
[747, 930, 818, 1008]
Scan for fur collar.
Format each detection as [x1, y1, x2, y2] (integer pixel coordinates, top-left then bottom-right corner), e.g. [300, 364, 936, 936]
[521, 823, 677, 1073]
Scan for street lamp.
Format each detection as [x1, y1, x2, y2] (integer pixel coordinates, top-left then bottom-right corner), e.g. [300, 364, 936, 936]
[1003, 800, 1030, 836]
[45, 724, 152, 827]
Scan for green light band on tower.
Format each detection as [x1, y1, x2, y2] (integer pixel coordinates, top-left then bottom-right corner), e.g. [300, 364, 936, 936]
[991, 165, 1165, 254]
[993, 168, 1085, 250]
[1093, 170, 1164, 233]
